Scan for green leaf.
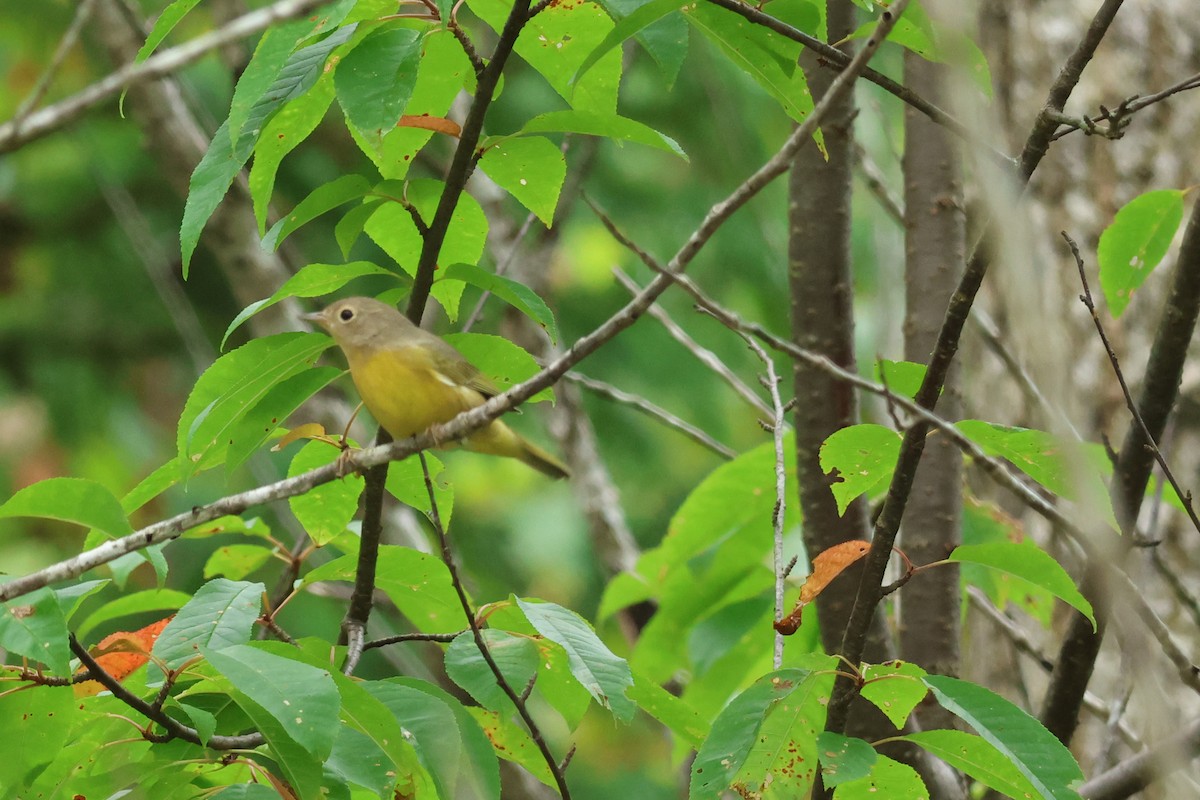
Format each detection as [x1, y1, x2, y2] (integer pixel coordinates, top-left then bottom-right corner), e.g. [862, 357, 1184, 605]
[229, 19, 311, 142]
[223, 260, 397, 348]
[261, 175, 374, 253]
[0, 588, 69, 675]
[900, 729, 1042, 800]
[335, 674, 429, 795]
[204, 543, 275, 580]
[1098, 189, 1186, 317]
[473, 0, 620, 111]
[820, 424, 902, 514]
[442, 332, 554, 403]
[923, 674, 1084, 800]
[443, 263, 559, 343]
[874, 359, 928, 400]
[53, 580, 109, 621]
[305, 546, 462, 633]
[517, 598, 635, 721]
[832, 755, 928, 799]
[0, 477, 132, 539]
[600, 0, 689, 85]
[690, 662, 836, 798]
[467, 707, 557, 788]
[477, 137, 567, 226]
[629, 670, 708, 748]
[288, 440, 364, 545]
[249, 77, 336, 231]
[685, 3, 814, 125]
[206, 644, 340, 759]
[121, 458, 182, 514]
[384, 451, 455, 527]
[858, 660, 928, 728]
[153, 578, 265, 669]
[366, 679, 501, 800]
[336, 199, 386, 258]
[0, 685, 74, 790]
[224, 365, 344, 474]
[181, 25, 357, 274]
[517, 109, 686, 158]
[176, 332, 333, 478]
[75, 588, 191, 641]
[575, 0, 683, 86]
[335, 27, 424, 147]
[949, 542, 1095, 630]
[135, 0, 203, 62]
[445, 629, 540, 711]
[817, 732, 877, 788]
[962, 497, 1056, 626]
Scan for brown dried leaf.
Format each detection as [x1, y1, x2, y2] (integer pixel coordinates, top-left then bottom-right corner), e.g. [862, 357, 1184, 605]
[775, 540, 871, 635]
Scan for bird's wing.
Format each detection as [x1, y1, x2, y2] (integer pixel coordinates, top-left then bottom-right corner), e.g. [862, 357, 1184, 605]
[424, 339, 502, 400]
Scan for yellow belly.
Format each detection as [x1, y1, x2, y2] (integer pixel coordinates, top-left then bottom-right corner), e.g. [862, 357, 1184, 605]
[348, 348, 481, 439]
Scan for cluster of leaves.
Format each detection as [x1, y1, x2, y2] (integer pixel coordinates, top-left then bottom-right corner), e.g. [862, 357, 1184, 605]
[1, 0, 1193, 797]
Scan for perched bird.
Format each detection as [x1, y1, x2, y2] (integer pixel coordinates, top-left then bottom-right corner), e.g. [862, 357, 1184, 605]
[304, 296, 569, 479]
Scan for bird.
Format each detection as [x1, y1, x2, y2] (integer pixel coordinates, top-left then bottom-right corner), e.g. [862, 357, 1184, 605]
[303, 296, 569, 479]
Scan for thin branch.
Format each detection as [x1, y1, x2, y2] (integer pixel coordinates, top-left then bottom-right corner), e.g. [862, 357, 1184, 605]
[69, 635, 263, 750]
[740, 336, 789, 669]
[418, 453, 573, 799]
[1079, 718, 1200, 800]
[698, 0, 1014, 166]
[0, 0, 333, 153]
[610, 264, 772, 417]
[1050, 70, 1200, 142]
[364, 631, 464, 651]
[9, 0, 98, 131]
[1064, 230, 1200, 537]
[562, 370, 737, 460]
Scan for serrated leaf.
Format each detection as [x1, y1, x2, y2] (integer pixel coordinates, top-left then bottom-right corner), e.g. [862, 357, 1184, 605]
[304, 546, 461, 633]
[1098, 189, 1186, 317]
[628, 670, 708, 747]
[517, 109, 686, 158]
[206, 644, 340, 760]
[336, 198, 386, 258]
[467, 707, 557, 787]
[224, 366, 344, 474]
[335, 674, 429, 796]
[820, 424, 902, 514]
[442, 263, 559, 343]
[176, 332, 333, 478]
[858, 660, 928, 728]
[924, 675, 1084, 800]
[223, 260, 397, 348]
[689, 662, 836, 798]
[950, 542, 1095, 630]
[478, 137, 566, 226]
[135, 0, 203, 62]
[442, 332, 554, 403]
[261, 175, 374, 254]
[577, 0, 685, 85]
[335, 27, 424, 147]
[517, 598, 635, 721]
[0, 477, 132, 539]
[152, 579, 264, 669]
[817, 732, 877, 788]
[900, 729, 1042, 799]
[445, 629, 540, 711]
[288, 440, 363, 545]
[249, 77, 336, 231]
[832, 755, 928, 799]
[600, 0, 690, 85]
[1, 588, 69, 675]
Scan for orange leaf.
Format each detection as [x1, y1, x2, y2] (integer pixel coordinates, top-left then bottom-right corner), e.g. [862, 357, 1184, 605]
[75, 616, 172, 697]
[271, 422, 329, 451]
[397, 114, 461, 138]
[775, 540, 871, 635]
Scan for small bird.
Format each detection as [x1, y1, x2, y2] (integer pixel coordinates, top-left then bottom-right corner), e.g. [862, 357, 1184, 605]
[303, 296, 569, 479]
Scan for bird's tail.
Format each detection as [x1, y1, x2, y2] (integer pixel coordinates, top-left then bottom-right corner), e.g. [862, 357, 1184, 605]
[516, 438, 571, 480]
[467, 421, 571, 480]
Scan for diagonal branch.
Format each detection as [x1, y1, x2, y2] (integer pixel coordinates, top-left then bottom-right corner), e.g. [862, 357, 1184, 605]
[0, 0, 332, 153]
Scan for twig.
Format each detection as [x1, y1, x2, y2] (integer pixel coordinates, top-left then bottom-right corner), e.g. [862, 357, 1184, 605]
[740, 335, 789, 669]
[1150, 547, 1200, 630]
[562, 370, 737, 459]
[69, 635, 263, 750]
[0, 0, 333, 153]
[417, 453, 573, 799]
[364, 631, 464, 651]
[1064, 230, 1200, 537]
[9, 0, 98, 135]
[1050, 71, 1200, 142]
[1078, 718, 1200, 800]
[610, 263, 773, 417]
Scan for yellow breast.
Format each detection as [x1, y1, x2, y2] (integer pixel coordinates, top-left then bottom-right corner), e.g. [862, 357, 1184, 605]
[346, 346, 482, 439]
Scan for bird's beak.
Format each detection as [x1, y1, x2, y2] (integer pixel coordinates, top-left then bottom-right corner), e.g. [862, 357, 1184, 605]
[301, 310, 325, 325]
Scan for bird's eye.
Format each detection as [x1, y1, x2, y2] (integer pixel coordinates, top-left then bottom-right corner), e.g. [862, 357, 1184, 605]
[339, 308, 355, 322]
